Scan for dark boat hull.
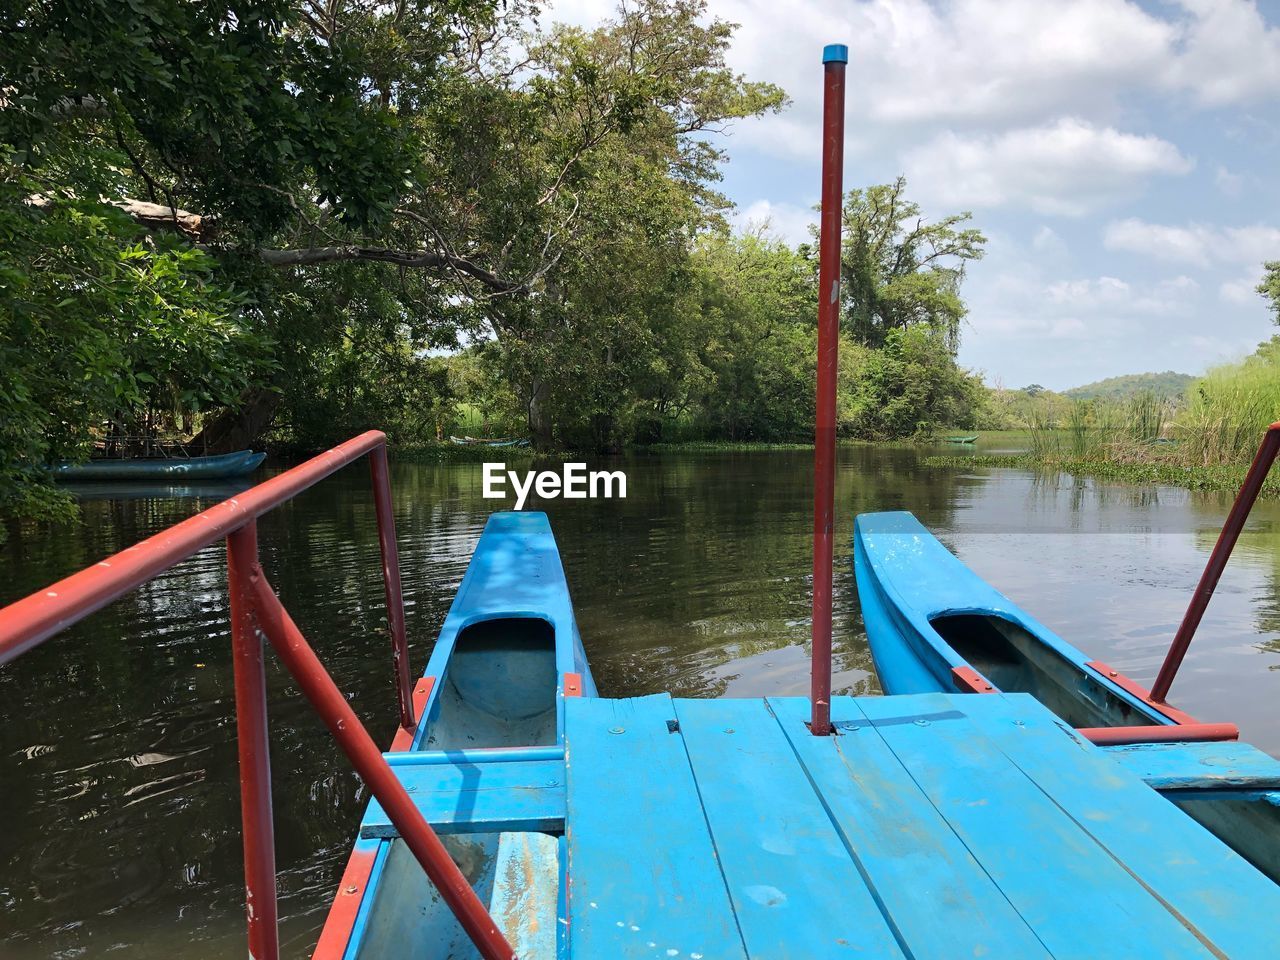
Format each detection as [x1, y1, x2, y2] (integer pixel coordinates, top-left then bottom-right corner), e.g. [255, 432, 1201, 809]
[52, 450, 266, 482]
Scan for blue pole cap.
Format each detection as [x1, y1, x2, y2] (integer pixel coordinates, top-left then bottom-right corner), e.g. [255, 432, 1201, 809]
[823, 44, 849, 64]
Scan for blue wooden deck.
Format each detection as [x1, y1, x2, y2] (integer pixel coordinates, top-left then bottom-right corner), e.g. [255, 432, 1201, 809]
[561, 691, 1280, 959]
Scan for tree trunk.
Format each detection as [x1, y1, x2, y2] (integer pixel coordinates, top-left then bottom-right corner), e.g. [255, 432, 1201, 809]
[527, 380, 553, 449]
[191, 387, 280, 453]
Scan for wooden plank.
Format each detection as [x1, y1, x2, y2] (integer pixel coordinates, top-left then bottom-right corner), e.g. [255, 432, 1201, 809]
[1101, 740, 1280, 791]
[359, 758, 563, 838]
[975, 693, 1280, 959]
[855, 692, 1220, 960]
[564, 694, 747, 960]
[489, 832, 559, 960]
[767, 696, 1051, 960]
[673, 698, 904, 959]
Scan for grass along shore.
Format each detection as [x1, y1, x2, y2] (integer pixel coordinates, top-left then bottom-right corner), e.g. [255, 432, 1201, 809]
[923, 452, 1280, 498]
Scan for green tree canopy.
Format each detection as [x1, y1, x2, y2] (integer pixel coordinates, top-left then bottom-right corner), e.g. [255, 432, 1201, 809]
[1261, 262, 1280, 324]
[839, 177, 986, 351]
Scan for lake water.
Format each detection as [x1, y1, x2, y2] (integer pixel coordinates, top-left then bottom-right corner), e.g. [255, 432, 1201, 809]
[2, 445, 1278, 957]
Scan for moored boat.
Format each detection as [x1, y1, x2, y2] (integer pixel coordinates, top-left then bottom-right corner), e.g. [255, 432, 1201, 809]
[51, 449, 266, 481]
[944, 434, 978, 443]
[449, 436, 531, 448]
[315, 511, 594, 959]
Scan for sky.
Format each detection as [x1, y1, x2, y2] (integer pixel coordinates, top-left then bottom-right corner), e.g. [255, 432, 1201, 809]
[546, 0, 1280, 390]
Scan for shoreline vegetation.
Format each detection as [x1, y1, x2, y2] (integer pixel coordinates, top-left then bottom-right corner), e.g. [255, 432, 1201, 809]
[922, 453, 1280, 498]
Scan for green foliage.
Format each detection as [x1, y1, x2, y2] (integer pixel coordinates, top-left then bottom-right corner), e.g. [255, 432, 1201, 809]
[1180, 336, 1280, 464]
[0, 163, 265, 518]
[840, 177, 986, 350]
[841, 328, 984, 440]
[1260, 262, 1280, 325]
[1063, 371, 1194, 401]
[672, 232, 816, 442]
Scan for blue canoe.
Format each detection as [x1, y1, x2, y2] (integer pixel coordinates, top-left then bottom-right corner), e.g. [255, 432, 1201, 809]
[52, 449, 266, 482]
[855, 509, 1280, 884]
[332, 512, 596, 959]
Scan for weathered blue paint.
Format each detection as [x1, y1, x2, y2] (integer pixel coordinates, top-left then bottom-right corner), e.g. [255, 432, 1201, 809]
[768, 695, 1053, 958]
[319, 511, 1280, 960]
[382, 745, 564, 767]
[563, 694, 748, 959]
[973, 692, 1280, 958]
[854, 510, 1173, 722]
[1102, 740, 1280, 791]
[488, 832, 559, 959]
[359, 758, 564, 837]
[673, 697, 904, 958]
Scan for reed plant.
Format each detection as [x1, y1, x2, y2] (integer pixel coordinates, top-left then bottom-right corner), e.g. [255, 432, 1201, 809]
[1177, 348, 1280, 464]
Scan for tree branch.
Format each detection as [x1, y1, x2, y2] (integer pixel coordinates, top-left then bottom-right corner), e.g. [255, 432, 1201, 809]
[257, 245, 523, 293]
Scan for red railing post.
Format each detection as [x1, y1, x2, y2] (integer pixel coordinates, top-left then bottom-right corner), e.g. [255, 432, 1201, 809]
[248, 576, 515, 960]
[811, 43, 848, 737]
[1151, 423, 1280, 702]
[368, 444, 415, 730]
[227, 521, 280, 960]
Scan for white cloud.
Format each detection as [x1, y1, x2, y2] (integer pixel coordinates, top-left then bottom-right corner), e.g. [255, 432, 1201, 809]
[1163, 0, 1280, 106]
[731, 199, 816, 247]
[1103, 219, 1280, 267]
[903, 119, 1192, 215]
[691, 0, 1280, 159]
[1215, 165, 1245, 196]
[1031, 226, 1068, 256]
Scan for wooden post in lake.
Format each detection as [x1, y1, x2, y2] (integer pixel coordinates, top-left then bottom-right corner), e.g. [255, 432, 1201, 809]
[812, 44, 847, 736]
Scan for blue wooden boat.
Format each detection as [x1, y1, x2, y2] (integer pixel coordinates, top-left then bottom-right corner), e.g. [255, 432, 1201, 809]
[51, 449, 266, 481]
[855, 509, 1280, 884]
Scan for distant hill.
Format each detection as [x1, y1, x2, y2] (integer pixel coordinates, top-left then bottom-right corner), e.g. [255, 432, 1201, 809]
[1063, 371, 1195, 401]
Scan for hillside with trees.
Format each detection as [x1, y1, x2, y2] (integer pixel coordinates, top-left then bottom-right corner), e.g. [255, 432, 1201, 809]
[1064, 372, 1194, 402]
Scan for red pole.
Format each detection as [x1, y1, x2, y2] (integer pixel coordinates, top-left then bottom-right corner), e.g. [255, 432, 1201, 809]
[227, 522, 280, 960]
[811, 43, 847, 737]
[0, 430, 390, 664]
[248, 576, 515, 960]
[1150, 422, 1280, 702]
[369, 446, 415, 730]
[1077, 722, 1238, 746]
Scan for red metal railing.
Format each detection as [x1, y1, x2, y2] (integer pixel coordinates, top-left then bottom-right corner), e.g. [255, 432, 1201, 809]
[811, 43, 848, 737]
[1151, 422, 1280, 702]
[0, 431, 514, 960]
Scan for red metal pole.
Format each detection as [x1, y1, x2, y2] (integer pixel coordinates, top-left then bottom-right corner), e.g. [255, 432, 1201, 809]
[227, 522, 280, 960]
[247, 576, 515, 960]
[369, 446, 415, 730]
[811, 43, 847, 737]
[1077, 722, 1239, 747]
[0, 430, 390, 664]
[1150, 423, 1280, 702]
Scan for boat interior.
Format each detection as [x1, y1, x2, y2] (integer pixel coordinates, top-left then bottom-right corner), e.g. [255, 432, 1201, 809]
[357, 614, 563, 959]
[929, 612, 1153, 728]
[423, 616, 559, 751]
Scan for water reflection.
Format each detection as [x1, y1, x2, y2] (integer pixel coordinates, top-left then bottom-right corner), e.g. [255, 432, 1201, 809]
[0, 447, 1277, 956]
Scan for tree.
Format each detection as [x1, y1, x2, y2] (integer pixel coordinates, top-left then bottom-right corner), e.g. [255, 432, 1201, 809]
[839, 177, 986, 350]
[1260, 262, 1280, 324]
[840, 327, 984, 439]
[0, 163, 266, 522]
[1, 0, 785, 517]
[677, 230, 815, 441]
